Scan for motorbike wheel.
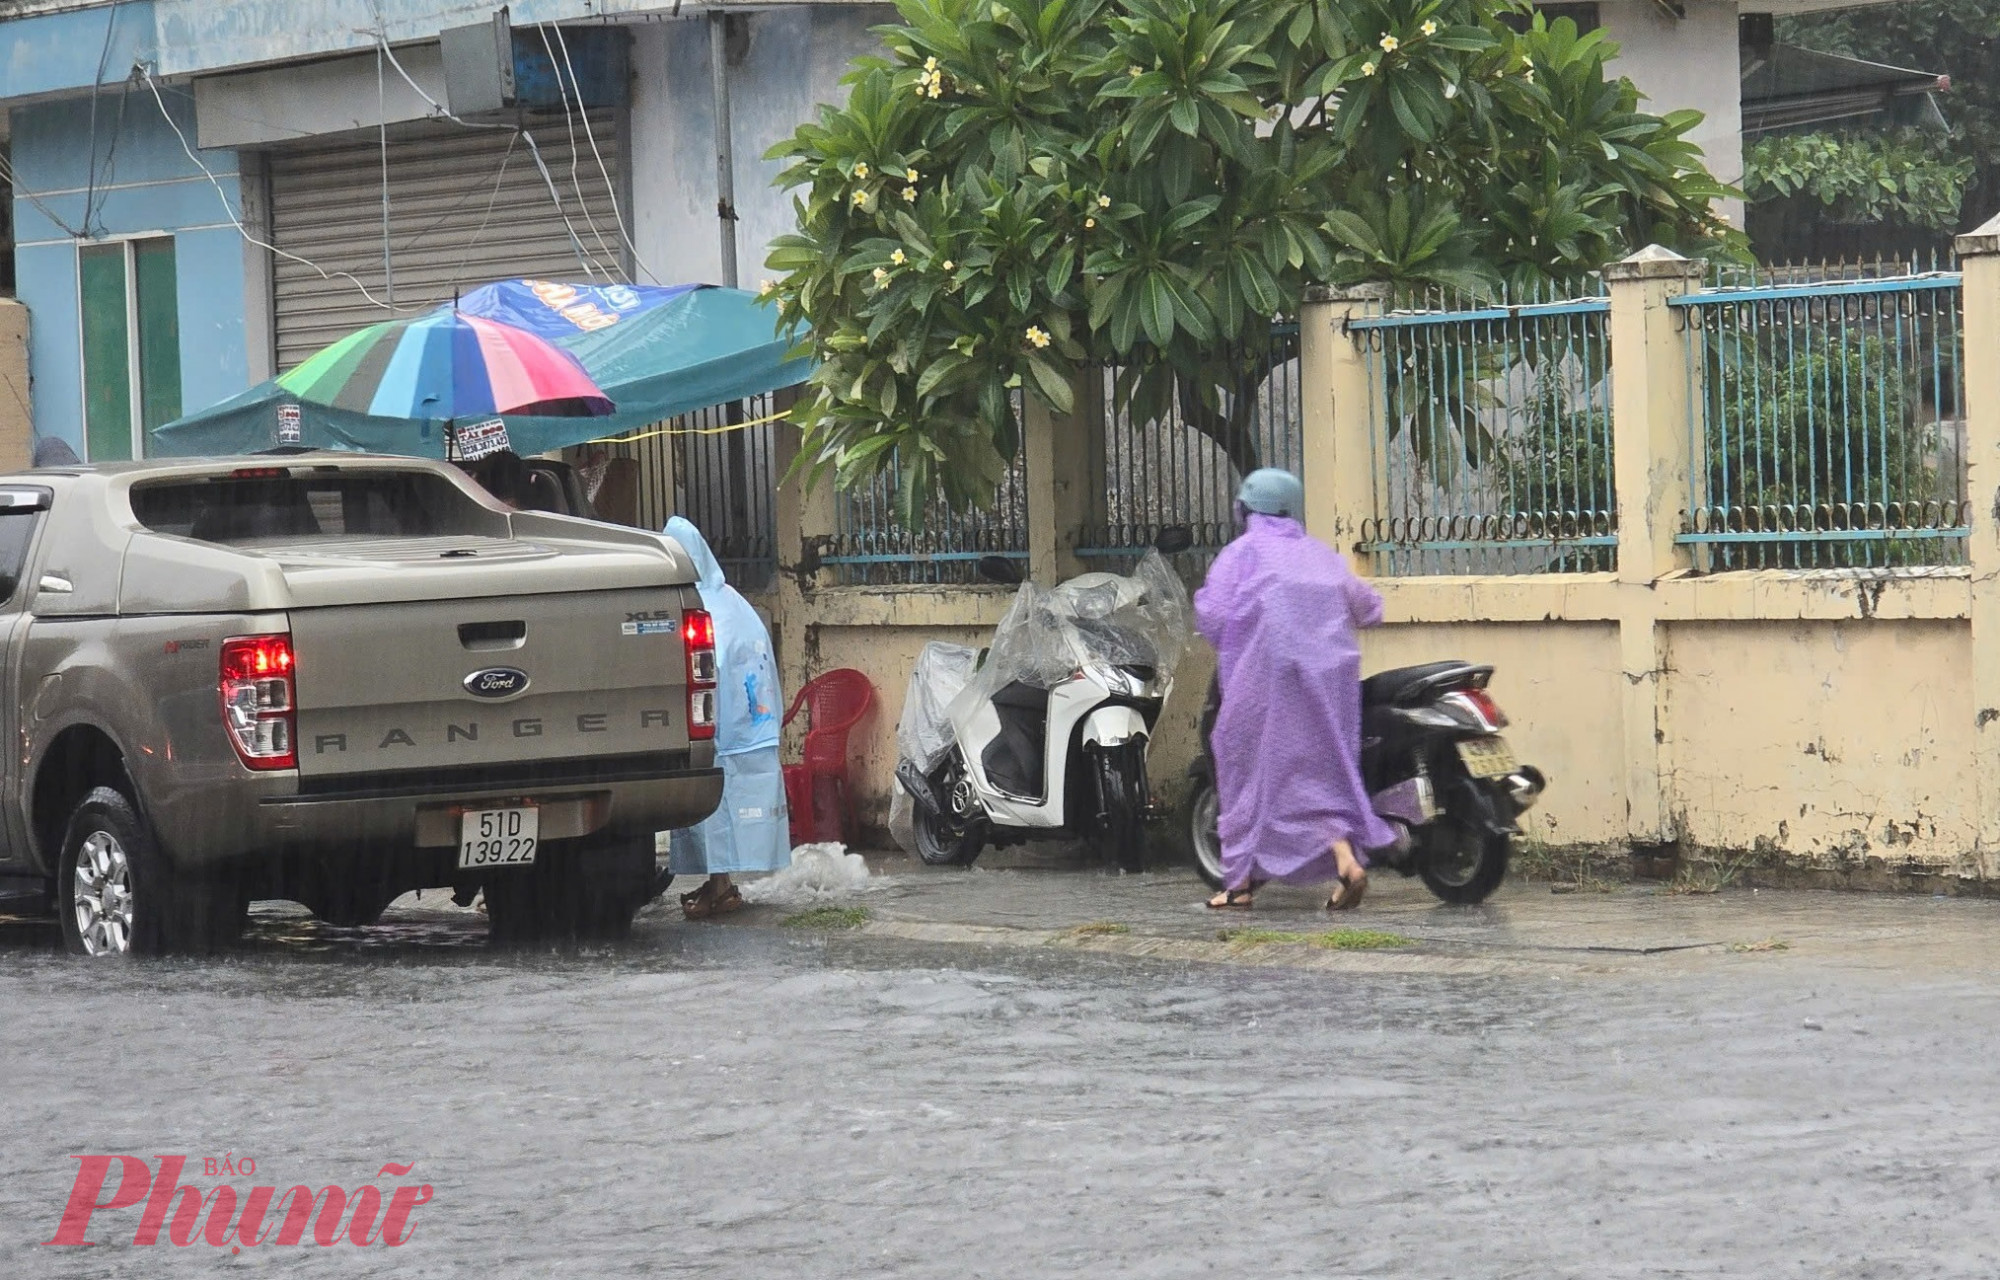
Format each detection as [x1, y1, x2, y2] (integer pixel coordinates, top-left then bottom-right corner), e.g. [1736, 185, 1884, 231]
[1183, 777, 1226, 890]
[1416, 814, 1511, 905]
[1090, 743, 1149, 874]
[913, 758, 982, 867]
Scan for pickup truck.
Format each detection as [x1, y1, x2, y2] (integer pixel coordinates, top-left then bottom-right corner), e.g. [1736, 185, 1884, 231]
[0, 454, 724, 955]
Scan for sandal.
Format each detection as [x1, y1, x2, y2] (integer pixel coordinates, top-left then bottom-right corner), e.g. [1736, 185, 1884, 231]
[1326, 869, 1368, 912]
[708, 885, 745, 917]
[1206, 888, 1255, 910]
[680, 881, 718, 921]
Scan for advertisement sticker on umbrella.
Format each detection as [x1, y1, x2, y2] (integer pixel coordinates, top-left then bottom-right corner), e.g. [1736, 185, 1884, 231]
[456, 418, 513, 461]
[276, 404, 302, 445]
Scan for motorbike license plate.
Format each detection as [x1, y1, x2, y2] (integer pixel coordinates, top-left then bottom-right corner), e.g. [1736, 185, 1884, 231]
[1456, 736, 1519, 780]
[458, 806, 539, 869]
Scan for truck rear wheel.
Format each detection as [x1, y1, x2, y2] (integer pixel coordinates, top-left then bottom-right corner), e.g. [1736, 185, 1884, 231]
[483, 834, 654, 945]
[58, 787, 243, 957]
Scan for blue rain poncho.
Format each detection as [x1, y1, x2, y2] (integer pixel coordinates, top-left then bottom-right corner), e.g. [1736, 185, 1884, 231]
[664, 517, 791, 875]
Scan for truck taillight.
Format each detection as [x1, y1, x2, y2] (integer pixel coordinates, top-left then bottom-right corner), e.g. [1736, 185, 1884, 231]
[683, 609, 718, 741]
[220, 634, 297, 770]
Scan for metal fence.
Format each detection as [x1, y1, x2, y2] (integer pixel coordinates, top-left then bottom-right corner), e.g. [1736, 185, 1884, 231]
[1673, 273, 1967, 570]
[593, 394, 781, 590]
[1077, 324, 1304, 578]
[1352, 288, 1617, 576]
[822, 452, 1030, 587]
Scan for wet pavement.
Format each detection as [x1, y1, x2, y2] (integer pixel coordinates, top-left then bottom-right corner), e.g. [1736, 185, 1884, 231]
[5, 857, 2000, 1277]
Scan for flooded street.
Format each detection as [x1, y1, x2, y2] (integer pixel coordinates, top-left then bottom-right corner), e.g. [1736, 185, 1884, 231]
[5, 876, 2000, 1277]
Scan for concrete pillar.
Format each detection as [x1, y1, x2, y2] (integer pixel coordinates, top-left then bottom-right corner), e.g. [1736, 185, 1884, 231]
[769, 392, 837, 705]
[1299, 282, 1388, 565]
[1603, 245, 1705, 849]
[0, 302, 30, 471]
[1023, 382, 1093, 585]
[1954, 214, 2000, 870]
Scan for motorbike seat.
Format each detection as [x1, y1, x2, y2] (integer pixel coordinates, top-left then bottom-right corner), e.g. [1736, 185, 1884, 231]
[1361, 660, 1489, 707]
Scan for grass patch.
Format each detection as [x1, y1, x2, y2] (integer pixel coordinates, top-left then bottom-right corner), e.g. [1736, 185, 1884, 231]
[1067, 921, 1131, 936]
[1515, 839, 1618, 894]
[1727, 938, 1790, 954]
[1215, 927, 1413, 951]
[1668, 853, 1756, 896]
[780, 905, 870, 930]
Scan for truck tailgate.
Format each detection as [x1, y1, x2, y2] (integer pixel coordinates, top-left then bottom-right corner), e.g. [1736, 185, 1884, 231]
[290, 588, 690, 784]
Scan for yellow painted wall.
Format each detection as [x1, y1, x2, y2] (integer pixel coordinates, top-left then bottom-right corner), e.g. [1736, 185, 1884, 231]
[1663, 620, 1977, 872]
[1363, 621, 1627, 847]
[0, 302, 30, 472]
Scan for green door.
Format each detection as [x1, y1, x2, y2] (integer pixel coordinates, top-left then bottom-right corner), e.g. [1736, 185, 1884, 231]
[134, 238, 182, 447]
[79, 243, 131, 463]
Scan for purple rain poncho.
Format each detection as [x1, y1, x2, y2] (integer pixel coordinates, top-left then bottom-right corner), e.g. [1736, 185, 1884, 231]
[1194, 513, 1398, 890]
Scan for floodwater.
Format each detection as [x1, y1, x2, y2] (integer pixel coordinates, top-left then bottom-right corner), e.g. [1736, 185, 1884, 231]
[3, 891, 1999, 1278]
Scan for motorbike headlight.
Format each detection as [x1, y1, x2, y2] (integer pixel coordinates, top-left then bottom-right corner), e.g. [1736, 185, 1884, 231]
[1085, 663, 1152, 699]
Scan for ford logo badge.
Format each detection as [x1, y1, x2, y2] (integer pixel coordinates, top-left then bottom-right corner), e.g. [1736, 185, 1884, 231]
[464, 667, 531, 699]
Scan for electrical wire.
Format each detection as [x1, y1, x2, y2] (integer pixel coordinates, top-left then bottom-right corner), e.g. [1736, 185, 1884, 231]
[85, 75, 134, 236]
[537, 23, 622, 277]
[139, 64, 396, 312]
[375, 35, 613, 282]
[549, 21, 661, 284]
[81, 5, 118, 236]
[0, 150, 86, 241]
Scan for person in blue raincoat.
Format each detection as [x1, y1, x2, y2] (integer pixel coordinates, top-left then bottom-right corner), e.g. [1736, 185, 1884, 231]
[663, 516, 790, 918]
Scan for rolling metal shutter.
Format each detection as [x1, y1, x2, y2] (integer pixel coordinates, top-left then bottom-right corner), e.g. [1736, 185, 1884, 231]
[267, 115, 623, 371]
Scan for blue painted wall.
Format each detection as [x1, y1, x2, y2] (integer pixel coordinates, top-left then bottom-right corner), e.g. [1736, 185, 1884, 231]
[8, 85, 250, 453]
[0, 2, 156, 100]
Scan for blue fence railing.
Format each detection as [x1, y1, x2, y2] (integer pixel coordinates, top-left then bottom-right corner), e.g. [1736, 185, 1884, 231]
[1352, 289, 1617, 576]
[1672, 273, 1966, 570]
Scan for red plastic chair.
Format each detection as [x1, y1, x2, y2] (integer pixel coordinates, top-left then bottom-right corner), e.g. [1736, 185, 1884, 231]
[782, 669, 877, 846]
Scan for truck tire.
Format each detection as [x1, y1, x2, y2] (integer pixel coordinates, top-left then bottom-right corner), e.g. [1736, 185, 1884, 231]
[483, 835, 654, 945]
[58, 787, 243, 957]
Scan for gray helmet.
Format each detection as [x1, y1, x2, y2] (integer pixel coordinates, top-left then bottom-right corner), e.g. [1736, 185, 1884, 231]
[1236, 468, 1304, 520]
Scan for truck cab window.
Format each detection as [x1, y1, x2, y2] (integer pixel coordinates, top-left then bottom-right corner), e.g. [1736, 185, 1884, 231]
[131, 471, 500, 544]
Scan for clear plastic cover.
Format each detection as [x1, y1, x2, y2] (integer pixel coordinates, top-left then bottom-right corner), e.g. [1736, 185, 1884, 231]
[896, 641, 981, 773]
[969, 550, 1193, 700]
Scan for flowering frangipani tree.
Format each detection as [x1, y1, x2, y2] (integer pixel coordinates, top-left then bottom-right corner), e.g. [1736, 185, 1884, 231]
[765, 0, 1742, 518]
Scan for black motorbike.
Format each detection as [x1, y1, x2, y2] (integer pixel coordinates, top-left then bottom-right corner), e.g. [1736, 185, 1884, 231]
[1181, 661, 1546, 904]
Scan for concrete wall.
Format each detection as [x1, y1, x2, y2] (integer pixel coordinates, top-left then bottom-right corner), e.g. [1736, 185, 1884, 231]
[629, 8, 889, 287]
[7, 89, 250, 453]
[773, 232, 2000, 886]
[1599, 0, 1747, 228]
[0, 300, 30, 468]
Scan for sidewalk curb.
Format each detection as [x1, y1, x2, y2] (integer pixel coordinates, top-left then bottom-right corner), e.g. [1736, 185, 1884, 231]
[844, 917, 1606, 977]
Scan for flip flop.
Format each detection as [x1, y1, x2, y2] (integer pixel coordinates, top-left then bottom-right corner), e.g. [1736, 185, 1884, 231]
[1326, 869, 1368, 912]
[1206, 888, 1254, 910]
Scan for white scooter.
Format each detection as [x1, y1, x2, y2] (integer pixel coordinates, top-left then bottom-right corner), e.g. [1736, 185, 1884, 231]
[897, 530, 1194, 871]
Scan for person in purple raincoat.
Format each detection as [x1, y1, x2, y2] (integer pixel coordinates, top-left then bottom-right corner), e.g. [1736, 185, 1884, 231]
[1194, 469, 1398, 911]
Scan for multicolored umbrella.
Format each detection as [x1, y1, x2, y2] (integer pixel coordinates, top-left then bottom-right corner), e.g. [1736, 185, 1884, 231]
[275, 309, 615, 421]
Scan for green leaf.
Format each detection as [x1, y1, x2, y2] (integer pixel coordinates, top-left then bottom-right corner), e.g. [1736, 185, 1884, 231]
[1025, 355, 1075, 412]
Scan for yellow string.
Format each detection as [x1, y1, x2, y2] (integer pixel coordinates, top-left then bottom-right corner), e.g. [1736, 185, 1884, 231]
[583, 407, 792, 445]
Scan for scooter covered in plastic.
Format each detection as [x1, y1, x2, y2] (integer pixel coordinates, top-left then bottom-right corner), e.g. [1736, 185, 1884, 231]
[895, 538, 1193, 870]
